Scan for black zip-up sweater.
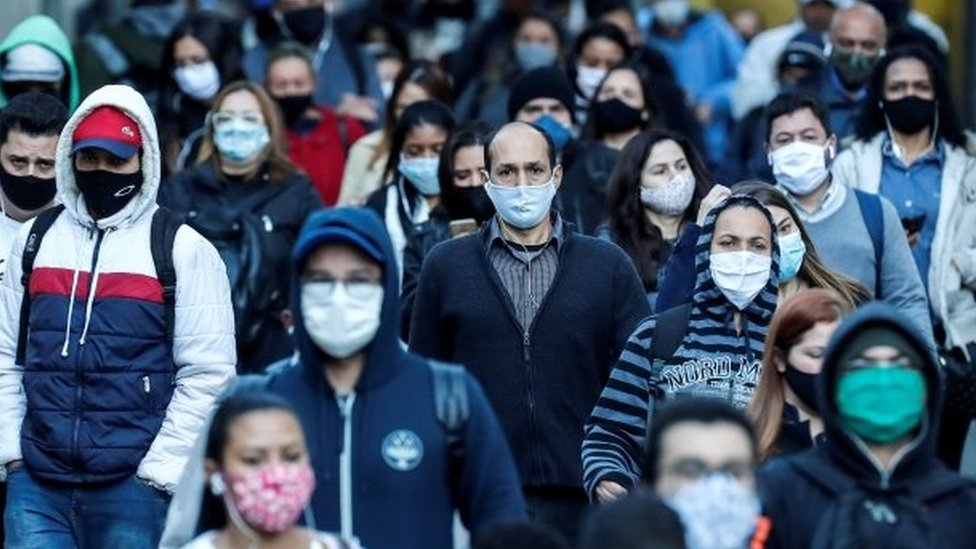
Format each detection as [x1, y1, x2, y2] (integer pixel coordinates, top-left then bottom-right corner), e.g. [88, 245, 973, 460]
[409, 217, 650, 488]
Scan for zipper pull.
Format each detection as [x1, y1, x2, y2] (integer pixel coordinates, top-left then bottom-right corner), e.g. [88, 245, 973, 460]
[523, 332, 530, 361]
[142, 375, 150, 393]
[262, 215, 273, 232]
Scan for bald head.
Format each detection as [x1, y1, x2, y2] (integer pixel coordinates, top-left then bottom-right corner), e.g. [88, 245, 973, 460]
[485, 121, 557, 174]
[484, 122, 562, 188]
[829, 3, 887, 54]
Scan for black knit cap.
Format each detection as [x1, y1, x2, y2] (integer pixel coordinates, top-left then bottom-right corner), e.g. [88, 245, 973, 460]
[506, 66, 576, 123]
[836, 326, 925, 371]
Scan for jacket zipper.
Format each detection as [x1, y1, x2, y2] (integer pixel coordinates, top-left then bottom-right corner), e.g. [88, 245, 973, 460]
[72, 228, 105, 468]
[337, 393, 356, 540]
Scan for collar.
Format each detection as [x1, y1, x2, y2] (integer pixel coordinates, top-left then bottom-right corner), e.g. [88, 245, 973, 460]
[882, 136, 945, 168]
[488, 211, 565, 252]
[782, 178, 848, 224]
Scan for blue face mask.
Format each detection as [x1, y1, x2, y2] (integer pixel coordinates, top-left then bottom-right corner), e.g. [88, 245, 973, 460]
[213, 119, 270, 162]
[533, 114, 572, 151]
[515, 42, 557, 71]
[398, 156, 441, 196]
[778, 231, 807, 283]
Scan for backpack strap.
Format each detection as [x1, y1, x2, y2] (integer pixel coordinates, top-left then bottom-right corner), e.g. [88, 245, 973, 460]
[853, 189, 884, 297]
[429, 360, 469, 500]
[16, 205, 66, 366]
[150, 207, 183, 343]
[337, 114, 350, 153]
[646, 303, 693, 442]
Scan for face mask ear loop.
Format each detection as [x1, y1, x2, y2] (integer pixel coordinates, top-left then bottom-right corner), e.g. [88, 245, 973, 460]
[880, 101, 904, 161]
[218, 480, 262, 549]
[930, 101, 940, 151]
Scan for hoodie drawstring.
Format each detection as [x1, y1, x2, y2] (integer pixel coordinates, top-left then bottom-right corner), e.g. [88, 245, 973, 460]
[59, 267, 82, 358]
[78, 267, 101, 346]
[61, 227, 107, 356]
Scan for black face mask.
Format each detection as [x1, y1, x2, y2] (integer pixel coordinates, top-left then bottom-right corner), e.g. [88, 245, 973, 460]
[883, 96, 936, 135]
[593, 98, 644, 134]
[0, 164, 56, 211]
[75, 169, 142, 219]
[275, 94, 314, 127]
[281, 6, 326, 45]
[784, 367, 819, 413]
[449, 185, 495, 223]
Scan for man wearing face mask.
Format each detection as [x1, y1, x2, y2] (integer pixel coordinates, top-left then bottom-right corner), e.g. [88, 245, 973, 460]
[815, 3, 887, 141]
[0, 92, 67, 284]
[764, 92, 934, 352]
[759, 302, 976, 548]
[265, 43, 366, 206]
[410, 122, 650, 542]
[0, 15, 80, 112]
[243, 0, 386, 126]
[256, 207, 525, 548]
[0, 85, 236, 547]
[507, 66, 578, 154]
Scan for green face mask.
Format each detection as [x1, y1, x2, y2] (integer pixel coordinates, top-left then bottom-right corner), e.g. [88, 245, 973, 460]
[830, 49, 879, 88]
[836, 367, 926, 444]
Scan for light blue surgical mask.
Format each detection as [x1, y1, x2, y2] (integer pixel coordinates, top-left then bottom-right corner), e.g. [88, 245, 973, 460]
[515, 42, 557, 71]
[398, 155, 441, 196]
[533, 114, 572, 151]
[213, 118, 270, 162]
[484, 177, 556, 230]
[778, 231, 807, 283]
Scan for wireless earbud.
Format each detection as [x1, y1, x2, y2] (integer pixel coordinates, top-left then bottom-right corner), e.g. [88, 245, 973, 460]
[209, 472, 226, 496]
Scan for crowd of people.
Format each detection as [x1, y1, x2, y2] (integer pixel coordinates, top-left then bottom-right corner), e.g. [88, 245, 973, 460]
[0, 0, 972, 547]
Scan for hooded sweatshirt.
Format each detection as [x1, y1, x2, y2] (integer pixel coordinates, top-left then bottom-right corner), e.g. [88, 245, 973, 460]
[0, 15, 80, 111]
[758, 302, 976, 549]
[261, 208, 525, 548]
[582, 195, 780, 499]
[0, 85, 236, 489]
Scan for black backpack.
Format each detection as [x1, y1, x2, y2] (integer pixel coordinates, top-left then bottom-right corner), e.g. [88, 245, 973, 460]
[17, 205, 182, 365]
[182, 184, 287, 352]
[644, 303, 693, 442]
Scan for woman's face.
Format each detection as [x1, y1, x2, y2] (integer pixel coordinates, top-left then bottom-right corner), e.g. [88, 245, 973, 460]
[766, 205, 799, 238]
[218, 409, 309, 480]
[883, 57, 934, 102]
[402, 123, 448, 159]
[781, 320, 839, 375]
[515, 18, 559, 48]
[173, 35, 210, 67]
[596, 68, 645, 111]
[452, 145, 486, 188]
[710, 206, 772, 256]
[216, 89, 267, 127]
[641, 139, 691, 190]
[579, 37, 625, 70]
[394, 82, 431, 121]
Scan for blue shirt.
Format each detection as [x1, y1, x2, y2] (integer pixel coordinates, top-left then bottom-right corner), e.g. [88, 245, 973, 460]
[819, 68, 866, 141]
[879, 139, 944, 287]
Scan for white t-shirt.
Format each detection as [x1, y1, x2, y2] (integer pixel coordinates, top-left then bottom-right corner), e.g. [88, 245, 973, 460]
[181, 530, 357, 549]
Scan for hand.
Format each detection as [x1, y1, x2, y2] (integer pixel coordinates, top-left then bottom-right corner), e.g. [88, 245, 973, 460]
[336, 93, 378, 124]
[595, 480, 628, 503]
[906, 230, 920, 247]
[696, 184, 732, 226]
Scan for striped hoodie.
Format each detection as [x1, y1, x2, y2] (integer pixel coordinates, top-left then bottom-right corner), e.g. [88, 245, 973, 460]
[581, 195, 780, 499]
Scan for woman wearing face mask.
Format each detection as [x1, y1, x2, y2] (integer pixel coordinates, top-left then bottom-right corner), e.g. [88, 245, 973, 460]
[338, 61, 453, 206]
[559, 64, 656, 236]
[654, 180, 870, 313]
[583, 195, 779, 503]
[600, 129, 711, 304]
[399, 121, 494, 340]
[567, 23, 632, 126]
[833, 46, 975, 381]
[161, 81, 322, 373]
[749, 289, 851, 462]
[454, 10, 563, 125]
[158, 13, 243, 174]
[183, 391, 356, 549]
[364, 99, 455, 282]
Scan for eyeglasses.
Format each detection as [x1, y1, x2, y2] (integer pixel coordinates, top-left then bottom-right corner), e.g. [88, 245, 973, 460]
[300, 278, 381, 300]
[211, 111, 264, 129]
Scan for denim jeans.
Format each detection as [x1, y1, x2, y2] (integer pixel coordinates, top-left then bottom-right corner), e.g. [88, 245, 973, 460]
[4, 468, 170, 549]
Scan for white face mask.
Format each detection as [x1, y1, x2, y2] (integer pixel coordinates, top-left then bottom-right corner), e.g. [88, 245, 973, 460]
[654, 0, 691, 28]
[768, 141, 832, 197]
[640, 172, 696, 217]
[576, 65, 607, 99]
[666, 474, 761, 549]
[484, 178, 556, 230]
[173, 61, 221, 102]
[709, 250, 772, 310]
[301, 282, 384, 359]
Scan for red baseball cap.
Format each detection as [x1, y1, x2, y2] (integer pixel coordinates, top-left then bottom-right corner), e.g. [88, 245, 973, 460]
[71, 106, 142, 159]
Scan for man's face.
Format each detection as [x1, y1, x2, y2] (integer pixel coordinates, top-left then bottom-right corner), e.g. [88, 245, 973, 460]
[515, 98, 572, 128]
[829, 9, 886, 60]
[654, 420, 756, 498]
[267, 57, 315, 98]
[73, 148, 140, 174]
[768, 107, 834, 152]
[800, 0, 837, 33]
[0, 129, 57, 179]
[883, 57, 934, 102]
[485, 124, 562, 189]
[302, 242, 382, 295]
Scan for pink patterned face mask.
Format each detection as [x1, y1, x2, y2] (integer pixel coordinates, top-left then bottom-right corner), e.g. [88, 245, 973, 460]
[224, 462, 316, 533]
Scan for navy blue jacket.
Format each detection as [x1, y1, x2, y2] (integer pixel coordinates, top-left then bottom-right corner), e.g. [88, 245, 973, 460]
[262, 208, 525, 548]
[758, 303, 976, 548]
[409, 217, 650, 489]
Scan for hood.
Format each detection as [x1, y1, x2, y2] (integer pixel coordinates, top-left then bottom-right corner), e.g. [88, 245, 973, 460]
[55, 85, 161, 229]
[0, 15, 80, 111]
[290, 207, 402, 391]
[691, 194, 779, 320]
[816, 301, 942, 483]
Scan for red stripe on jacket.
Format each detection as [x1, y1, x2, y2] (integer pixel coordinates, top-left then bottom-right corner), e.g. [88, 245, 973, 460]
[29, 267, 164, 303]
